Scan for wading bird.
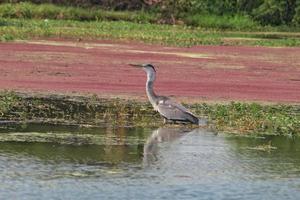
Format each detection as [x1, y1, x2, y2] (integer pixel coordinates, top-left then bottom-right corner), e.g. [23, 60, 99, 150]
[130, 63, 207, 126]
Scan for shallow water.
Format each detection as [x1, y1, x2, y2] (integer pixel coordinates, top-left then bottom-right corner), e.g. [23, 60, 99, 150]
[0, 124, 300, 200]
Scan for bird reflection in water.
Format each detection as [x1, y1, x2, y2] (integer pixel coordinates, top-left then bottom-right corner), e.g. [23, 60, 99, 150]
[143, 127, 198, 166]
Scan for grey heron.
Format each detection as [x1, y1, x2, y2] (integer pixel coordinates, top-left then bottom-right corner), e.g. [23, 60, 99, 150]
[130, 63, 207, 126]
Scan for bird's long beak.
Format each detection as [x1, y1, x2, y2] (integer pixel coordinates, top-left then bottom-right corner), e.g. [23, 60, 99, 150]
[129, 63, 143, 68]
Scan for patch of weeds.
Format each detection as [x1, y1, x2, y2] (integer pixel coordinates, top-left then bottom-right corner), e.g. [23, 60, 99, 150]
[0, 19, 8, 26]
[247, 141, 277, 152]
[0, 2, 157, 24]
[0, 18, 299, 47]
[0, 90, 20, 117]
[0, 33, 14, 41]
[0, 92, 299, 135]
[190, 102, 300, 135]
[184, 14, 260, 31]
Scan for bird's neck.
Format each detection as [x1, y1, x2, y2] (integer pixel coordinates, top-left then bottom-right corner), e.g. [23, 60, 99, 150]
[146, 80, 157, 104]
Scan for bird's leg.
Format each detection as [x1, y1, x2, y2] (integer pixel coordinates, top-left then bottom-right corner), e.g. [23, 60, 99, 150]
[163, 118, 167, 124]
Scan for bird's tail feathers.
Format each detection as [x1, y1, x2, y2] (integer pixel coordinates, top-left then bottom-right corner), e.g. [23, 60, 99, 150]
[188, 113, 207, 126]
[186, 112, 208, 126]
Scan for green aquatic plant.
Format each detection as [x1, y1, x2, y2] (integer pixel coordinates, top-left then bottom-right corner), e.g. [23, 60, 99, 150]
[0, 91, 20, 117]
[190, 102, 300, 135]
[0, 92, 299, 135]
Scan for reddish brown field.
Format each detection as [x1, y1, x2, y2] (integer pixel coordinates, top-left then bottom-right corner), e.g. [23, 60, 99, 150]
[0, 40, 300, 103]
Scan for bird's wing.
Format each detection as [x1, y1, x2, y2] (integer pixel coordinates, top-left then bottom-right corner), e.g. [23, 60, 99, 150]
[156, 97, 198, 122]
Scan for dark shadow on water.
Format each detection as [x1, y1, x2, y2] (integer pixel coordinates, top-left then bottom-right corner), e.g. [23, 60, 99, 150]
[0, 124, 150, 165]
[0, 124, 200, 167]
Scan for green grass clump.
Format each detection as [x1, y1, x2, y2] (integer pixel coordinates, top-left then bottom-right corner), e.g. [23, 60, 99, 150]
[0, 91, 161, 127]
[2, 2, 300, 32]
[0, 2, 157, 23]
[184, 14, 260, 30]
[1, 18, 300, 47]
[0, 18, 222, 46]
[1, 92, 299, 135]
[191, 102, 300, 135]
[0, 2, 300, 46]
[0, 90, 20, 116]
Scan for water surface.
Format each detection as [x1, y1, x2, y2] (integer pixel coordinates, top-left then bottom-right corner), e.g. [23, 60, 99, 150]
[0, 124, 300, 199]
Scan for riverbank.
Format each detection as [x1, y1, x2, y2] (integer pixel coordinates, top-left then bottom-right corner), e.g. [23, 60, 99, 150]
[0, 39, 299, 135]
[1, 91, 299, 135]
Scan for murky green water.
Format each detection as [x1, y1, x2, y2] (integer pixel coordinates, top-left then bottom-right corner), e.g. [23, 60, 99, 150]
[0, 123, 300, 199]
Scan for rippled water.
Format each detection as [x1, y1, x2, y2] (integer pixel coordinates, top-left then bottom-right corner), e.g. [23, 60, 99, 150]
[0, 124, 300, 200]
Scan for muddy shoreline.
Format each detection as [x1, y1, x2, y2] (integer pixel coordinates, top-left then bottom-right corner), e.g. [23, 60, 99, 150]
[1, 91, 299, 135]
[1, 39, 300, 135]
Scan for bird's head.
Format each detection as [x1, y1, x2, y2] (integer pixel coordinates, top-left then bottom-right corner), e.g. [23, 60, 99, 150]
[129, 63, 156, 74]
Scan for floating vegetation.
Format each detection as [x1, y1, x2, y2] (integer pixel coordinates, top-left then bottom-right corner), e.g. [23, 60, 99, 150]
[247, 141, 278, 152]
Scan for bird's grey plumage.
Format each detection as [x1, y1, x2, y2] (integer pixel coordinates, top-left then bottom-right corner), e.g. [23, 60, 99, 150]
[156, 97, 199, 124]
[130, 63, 207, 126]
